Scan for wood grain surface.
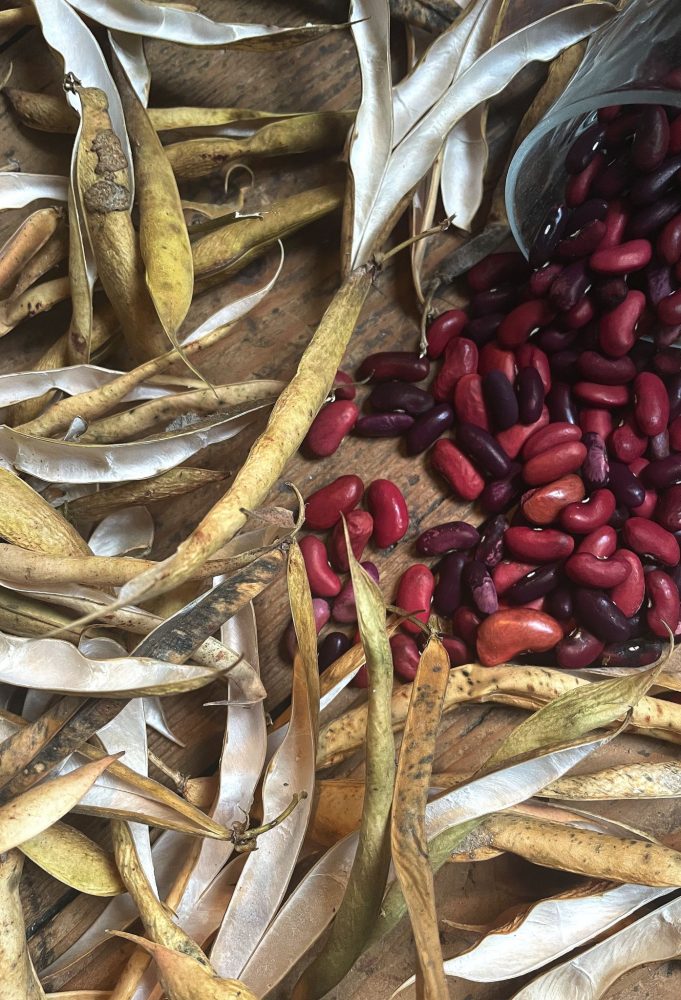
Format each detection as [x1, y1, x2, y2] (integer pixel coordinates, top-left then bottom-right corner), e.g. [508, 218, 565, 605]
[1, 2, 680, 997]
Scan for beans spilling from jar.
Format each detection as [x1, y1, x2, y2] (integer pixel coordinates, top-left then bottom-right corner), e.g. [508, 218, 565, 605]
[288, 101, 681, 680]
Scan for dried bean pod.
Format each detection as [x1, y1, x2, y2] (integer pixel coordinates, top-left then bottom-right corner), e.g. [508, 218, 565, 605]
[622, 516, 680, 565]
[369, 382, 433, 416]
[305, 475, 363, 530]
[476, 608, 562, 666]
[523, 475, 585, 526]
[299, 535, 341, 597]
[354, 412, 414, 437]
[573, 588, 633, 642]
[366, 479, 409, 549]
[416, 520, 480, 556]
[433, 552, 467, 617]
[504, 526, 574, 562]
[356, 351, 430, 383]
[390, 633, 421, 681]
[457, 422, 512, 478]
[646, 569, 681, 637]
[304, 400, 358, 457]
[556, 628, 604, 668]
[426, 309, 467, 359]
[328, 510, 374, 572]
[406, 403, 454, 455]
[463, 559, 498, 614]
[395, 564, 435, 634]
[318, 631, 352, 671]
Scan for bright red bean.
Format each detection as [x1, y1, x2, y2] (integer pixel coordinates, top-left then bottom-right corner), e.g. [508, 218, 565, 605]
[504, 526, 574, 562]
[522, 441, 587, 486]
[589, 239, 652, 274]
[522, 422, 581, 461]
[573, 382, 630, 408]
[565, 552, 629, 588]
[633, 372, 670, 436]
[390, 633, 421, 681]
[431, 439, 485, 501]
[522, 475, 585, 525]
[479, 344, 517, 383]
[304, 400, 358, 457]
[426, 309, 467, 359]
[366, 479, 409, 548]
[454, 373, 490, 431]
[560, 488, 616, 533]
[579, 408, 614, 439]
[432, 337, 478, 402]
[496, 407, 550, 459]
[646, 570, 681, 637]
[299, 536, 341, 598]
[492, 560, 538, 595]
[597, 198, 628, 248]
[396, 564, 435, 634]
[578, 525, 618, 558]
[516, 343, 552, 394]
[609, 417, 648, 464]
[622, 517, 680, 566]
[305, 475, 364, 530]
[328, 510, 373, 573]
[599, 290, 646, 357]
[610, 549, 645, 616]
[497, 299, 555, 348]
[476, 608, 563, 666]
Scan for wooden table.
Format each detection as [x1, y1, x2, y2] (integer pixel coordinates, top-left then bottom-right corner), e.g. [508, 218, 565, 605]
[2, 2, 681, 997]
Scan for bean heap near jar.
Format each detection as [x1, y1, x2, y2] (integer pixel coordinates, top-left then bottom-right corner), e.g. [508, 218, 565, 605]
[291, 99, 681, 680]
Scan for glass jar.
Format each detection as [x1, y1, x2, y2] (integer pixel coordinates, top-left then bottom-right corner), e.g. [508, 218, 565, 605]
[505, 0, 681, 257]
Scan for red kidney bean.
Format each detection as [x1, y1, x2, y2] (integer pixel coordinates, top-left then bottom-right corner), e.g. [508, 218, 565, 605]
[658, 211, 681, 264]
[573, 382, 629, 408]
[547, 382, 578, 424]
[416, 520, 480, 555]
[609, 417, 648, 464]
[599, 289, 646, 357]
[628, 192, 681, 238]
[567, 151, 606, 205]
[505, 526, 574, 562]
[658, 320, 681, 346]
[333, 370, 355, 400]
[592, 152, 632, 199]
[555, 628, 605, 668]
[589, 238, 652, 274]
[545, 584, 573, 620]
[580, 408, 614, 439]
[560, 488, 616, 534]
[396, 564, 435, 634]
[369, 381, 433, 416]
[529, 203, 570, 268]
[530, 263, 563, 298]
[632, 154, 681, 205]
[667, 375, 681, 420]
[653, 348, 681, 376]
[632, 105, 670, 172]
[657, 289, 681, 326]
[598, 199, 629, 249]
[623, 516, 680, 565]
[549, 260, 590, 312]
[299, 536, 342, 598]
[476, 608, 563, 666]
[566, 551, 629, 589]
[642, 454, 681, 489]
[560, 296, 595, 331]
[574, 588, 633, 642]
[557, 220, 607, 260]
[505, 563, 560, 605]
[655, 483, 681, 531]
[475, 514, 508, 568]
[480, 469, 523, 513]
[479, 343, 517, 383]
[646, 569, 680, 637]
[610, 549, 645, 618]
[351, 663, 368, 688]
[577, 351, 636, 384]
[497, 299, 555, 348]
[523, 441, 587, 486]
[466, 313, 505, 347]
[671, 416, 681, 451]
[305, 400, 358, 457]
[578, 524, 618, 558]
[604, 109, 641, 142]
[593, 276, 628, 311]
[356, 351, 430, 383]
[365, 479, 408, 549]
[463, 559, 498, 614]
[497, 408, 550, 459]
[431, 439, 485, 500]
[608, 461, 645, 508]
[390, 633, 421, 681]
[305, 475, 363, 530]
[569, 197, 609, 231]
[467, 252, 530, 293]
[471, 285, 517, 317]
[329, 510, 374, 572]
[523, 475, 585, 525]
[433, 552, 467, 617]
[482, 370, 519, 432]
[426, 309, 467, 359]
[456, 422, 512, 478]
[633, 372, 670, 436]
[522, 422, 582, 461]
[333, 561, 380, 623]
[433, 337, 479, 403]
[516, 344, 551, 393]
[354, 412, 414, 437]
[493, 560, 537, 595]
[442, 636, 469, 667]
[629, 460, 658, 519]
[600, 637, 663, 668]
[582, 432, 610, 491]
[454, 373, 490, 431]
[517, 367, 545, 425]
[312, 598, 331, 633]
[453, 606, 482, 646]
[566, 123, 607, 174]
[318, 631, 353, 671]
[406, 403, 454, 455]
[609, 505, 630, 529]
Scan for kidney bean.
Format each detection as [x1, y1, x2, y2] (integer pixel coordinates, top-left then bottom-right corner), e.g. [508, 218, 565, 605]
[493, 560, 537, 596]
[547, 382, 578, 424]
[600, 637, 663, 668]
[369, 381, 433, 416]
[538, 327, 578, 353]
[668, 375, 681, 420]
[523, 422, 581, 461]
[299, 536, 342, 598]
[609, 417, 648, 464]
[426, 309, 467, 359]
[390, 633, 421, 681]
[592, 152, 631, 199]
[581, 433, 608, 492]
[517, 367, 545, 425]
[577, 351, 636, 385]
[523, 475, 585, 526]
[432, 337, 478, 402]
[497, 299, 555, 348]
[476, 608, 563, 666]
[647, 569, 681, 637]
[567, 151, 606, 205]
[671, 417, 681, 452]
[629, 461, 658, 519]
[406, 403, 454, 455]
[480, 469, 523, 513]
[604, 108, 642, 142]
[351, 664, 369, 688]
[608, 461, 646, 508]
[523, 441, 587, 486]
[333, 370, 355, 400]
[466, 313, 505, 347]
[598, 105, 621, 122]
[633, 155, 681, 205]
[655, 483, 681, 531]
[566, 122, 607, 174]
[467, 252, 530, 293]
[329, 510, 374, 573]
[354, 412, 414, 437]
[561, 489, 616, 535]
[610, 549, 645, 618]
[573, 382, 629, 408]
[658, 211, 681, 264]
[529, 203, 570, 268]
[570, 197, 609, 231]
[479, 343, 517, 383]
[672, 110, 681, 151]
[312, 598, 332, 633]
[475, 514, 507, 568]
[558, 220, 607, 260]
[453, 606, 483, 646]
[599, 289, 646, 357]
[555, 628, 605, 668]
[593, 276, 628, 311]
[416, 520, 480, 556]
[318, 631, 353, 671]
[589, 239, 652, 275]
[364, 480, 408, 550]
[598, 199, 629, 250]
[547, 349, 579, 383]
[433, 552, 467, 616]
[504, 526, 574, 562]
[654, 349, 681, 376]
[578, 524, 618, 558]
[628, 192, 681, 238]
[559, 297, 595, 331]
[573, 588, 633, 642]
[442, 636, 469, 667]
[505, 563, 560, 605]
[463, 559, 498, 614]
[565, 552, 629, 589]
[497, 408, 550, 459]
[431, 439, 485, 501]
[455, 422, 512, 479]
[633, 372, 670, 437]
[454, 373, 490, 431]
[356, 351, 430, 383]
[609, 505, 630, 529]
[545, 584, 573, 620]
[305, 400, 358, 457]
[657, 289, 681, 326]
[305, 475, 364, 530]
[471, 286, 517, 317]
[656, 322, 681, 347]
[396, 564, 435, 634]
[623, 516, 680, 565]
[580, 408, 614, 439]
[516, 344, 551, 393]
[333, 562, 380, 624]
[530, 263, 563, 298]
[549, 260, 590, 312]
[632, 105, 670, 172]
[647, 262, 676, 310]
[642, 454, 681, 489]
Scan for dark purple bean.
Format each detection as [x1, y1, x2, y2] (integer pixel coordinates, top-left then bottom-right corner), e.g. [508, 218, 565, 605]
[557, 220, 606, 260]
[549, 260, 591, 311]
[627, 192, 681, 238]
[406, 403, 454, 455]
[480, 468, 523, 514]
[465, 313, 504, 347]
[668, 375, 681, 421]
[538, 327, 578, 353]
[547, 382, 578, 425]
[568, 197, 609, 231]
[506, 563, 560, 605]
[593, 276, 628, 311]
[482, 370, 518, 431]
[655, 323, 681, 347]
[470, 285, 517, 317]
[566, 122, 607, 174]
[655, 484, 681, 532]
[608, 460, 646, 507]
[600, 638, 664, 668]
[642, 454, 681, 489]
[545, 584, 573, 620]
[517, 366, 545, 425]
[609, 505, 630, 529]
[369, 382, 434, 416]
[578, 351, 636, 384]
[550, 350, 581, 382]
[630, 154, 681, 204]
[645, 261, 675, 307]
[356, 351, 430, 383]
[416, 521, 481, 556]
[630, 338, 656, 371]
[574, 588, 634, 642]
[592, 153, 633, 198]
[354, 413, 415, 437]
[475, 514, 508, 569]
[582, 432, 610, 491]
[457, 421, 512, 478]
[463, 559, 498, 614]
[432, 552, 467, 617]
[318, 631, 353, 671]
[649, 429, 670, 461]
[556, 628, 604, 668]
[632, 105, 670, 172]
[529, 203, 570, 269]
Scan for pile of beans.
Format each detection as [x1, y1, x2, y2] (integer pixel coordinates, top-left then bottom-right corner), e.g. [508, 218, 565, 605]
[292, 100, 681, 678]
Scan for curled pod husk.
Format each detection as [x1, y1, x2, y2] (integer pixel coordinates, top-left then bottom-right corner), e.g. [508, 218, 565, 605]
[0, 851, 45, 999]
[0, 205, 63, 295]
[66, 467, 226, 519]
[0, 275, 70, 336]
[0, 467, 90, 556]
[11, 218, 69, 297]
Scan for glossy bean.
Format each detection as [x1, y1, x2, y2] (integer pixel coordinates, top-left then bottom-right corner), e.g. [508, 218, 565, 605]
[600, 637, 663, 668]
[646, 569, 681, 637]
[305, 475, 364, 530]
[471, 286, 517, 317]
[560, 488, 616, 533]
[577, 351, 636, 384]
[505, 563, 560, 605]
[305, 400, 358, 457]
[356, 351, 430, 383]
[549, 260, 591, 311]
[522, 422, 582, 461]
[496, 408, 550, 459]
[493, 560, 538, 596]
[453, 606, 483, 646]
[366, 479, 409, 549]
[671, 416, 681, 451]
[589, 239, 652, 274]
[631, 105, 670, 172]
[433, 552, 467, 617]
[432, 337, 478, 402]
[465, 313, 505, 347]
[318, 631, 353, 671]
[332, 562, 380, 624]
[623, 516, 680, 565]
[538, 327, 578, 353]
[479, 470, 523, 513]
[629, 457, 658, 518]
[599, 290, 646, 357]
[333, 370, 355, 400]
[416, 520, 480, 555]
[369, 381, 434, 416]
[299, 535, 341, 598]
[569, 197, 609, 230]
[454, 373, 490, 431]
[566, 151, 606, 205]
[516, 344, 551, 394]
[566, 122, 606, 174]
[504, 526, 574, 562]
[329, 510, 374, 572]
[655, 483, 681, 531]
[557, 220, 606, 260]
[476, 608, 563, 666]
[517, 366, 545, 425]
[396, 564, 435, 634]
[467, 252, 530, 293]
[497, 299, 555, 348]
[442, 636, 469, 667]
[609, 417, 648, 464]
[545, 584, 573, 620]
[555, 628, 605, 668]
[592, 152, 631, 199]
[426, 309, 467, 359]
[573, 382, 629, 408]
[406, 403, 454, 454]
[479, 343, 517, 383]
[646, 261, 675, 307]
[546, 382, 578, 424]
[390, 634, 421, 681]
[658, 211, 681, 265]
[355, 413, 414, 437]
[657, 289, 681, 326]
[642, 454, 681, 489]
[578, 525, 618, 558]
[565, 552, 629, 589]
[573, 588, 633, 642]
[523, 475, 585, 526]
[598, 199, 629, 249]
[463, 559, 498, 615]
[631, 154, 681, 204]
[559, 297, 595, 330]
[529, 204, 570, 268]
[476, 514, 508, 568]
[530, 263, 563, 298]
[627, 191, 681, 238]
[522, 441, 587, 486]
[608, 461, 646, 508]
[580, 408, 614, 439]
[634, 372, 670, 436]
[457, 422, 512, 478]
